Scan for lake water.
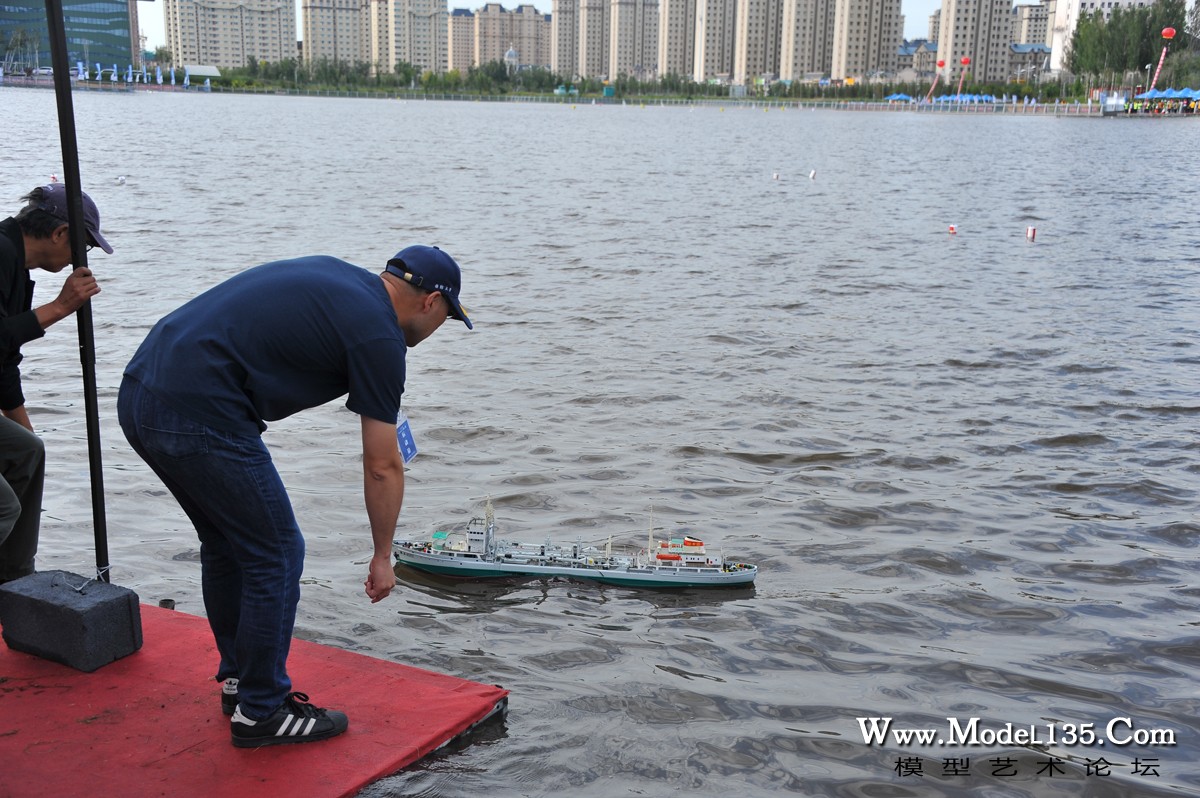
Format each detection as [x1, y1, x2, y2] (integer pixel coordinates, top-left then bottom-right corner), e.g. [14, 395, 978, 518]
[3, 86, 1199, 797]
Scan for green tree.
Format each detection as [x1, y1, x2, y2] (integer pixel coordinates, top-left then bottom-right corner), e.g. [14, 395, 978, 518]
[1066, 0, 1187, 78]
[394, 61, 417, 87]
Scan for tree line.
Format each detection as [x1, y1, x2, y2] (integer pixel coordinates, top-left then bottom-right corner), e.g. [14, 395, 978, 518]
[205, 56, 1066, 102]
[213, 55, 733, 98]
[1066, 0, 1200, 87]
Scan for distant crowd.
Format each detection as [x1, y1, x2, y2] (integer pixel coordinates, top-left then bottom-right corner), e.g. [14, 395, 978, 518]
[1126, 99, 1198, 114]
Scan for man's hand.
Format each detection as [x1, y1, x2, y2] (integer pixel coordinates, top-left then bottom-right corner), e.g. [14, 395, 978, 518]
[37, 267, 101, 330]
[361, 415, 404, 603]
[364, 554, 396, 603]
[58, 266, 100, 312]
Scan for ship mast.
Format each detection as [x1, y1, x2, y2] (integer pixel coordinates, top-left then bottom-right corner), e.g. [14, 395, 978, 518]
[646, 506, 654, 567]
[484, 497, 496, 557]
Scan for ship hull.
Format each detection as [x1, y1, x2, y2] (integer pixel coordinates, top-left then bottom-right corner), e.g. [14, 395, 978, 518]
[394, 544, 756, 588]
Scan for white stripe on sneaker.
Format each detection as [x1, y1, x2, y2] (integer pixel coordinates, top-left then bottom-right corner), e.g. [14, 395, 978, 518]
[276, 715, 317, 737]
[276, 715, 297, 736]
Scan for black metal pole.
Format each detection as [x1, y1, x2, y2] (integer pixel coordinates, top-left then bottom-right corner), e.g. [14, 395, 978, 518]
[43, 0, 111, 583]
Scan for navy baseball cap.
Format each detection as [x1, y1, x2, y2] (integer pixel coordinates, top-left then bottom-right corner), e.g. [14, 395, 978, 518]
[35, 182, 113, 254]
[385, 245, 472, 330]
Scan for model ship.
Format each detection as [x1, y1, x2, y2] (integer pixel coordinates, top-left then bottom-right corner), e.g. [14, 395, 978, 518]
[393, 500, 757, 588]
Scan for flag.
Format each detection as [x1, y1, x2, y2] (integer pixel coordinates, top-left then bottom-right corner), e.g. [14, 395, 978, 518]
[111, 64, 117, 82]
[126, 64, 133, 82]
[170, 67, 175, 85]
[156, 66, 162, 84]
[183, 67, 190, 87]
[77, 61, 85, 79]
[95, 62, 101, 80]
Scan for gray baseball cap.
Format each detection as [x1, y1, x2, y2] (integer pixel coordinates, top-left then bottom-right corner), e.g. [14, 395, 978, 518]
[35, 182, 113, 254]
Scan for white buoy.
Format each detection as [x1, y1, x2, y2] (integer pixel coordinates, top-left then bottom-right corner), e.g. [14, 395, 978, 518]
[809, 170, 816, 180]
[772, 171, 780, 180]
[1026, 226, 1036, 241]
[116, 175, 126, 185]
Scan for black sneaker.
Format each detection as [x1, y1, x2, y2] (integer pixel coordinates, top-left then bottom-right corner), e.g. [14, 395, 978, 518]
[221, 678, 239, 716]
[230, 692, 349, 748]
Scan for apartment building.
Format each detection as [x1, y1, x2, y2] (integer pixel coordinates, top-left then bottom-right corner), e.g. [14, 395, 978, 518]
[936, 0, 1012, 83]
[448, 8, 475, 71]
[302, 0, 367, 64]
[610, 0, 659, 77]
[398, 0, 447, 72]
[358, 0, 448, 73]
[160, 0, 928, 83]
[733, 0, 783, 84]
[1012, 0, 1052, 46]
[550, 0, 579, 76]
[475, 3, 509, 63]
[779, 0, 836, 81]
[578, 0, 609, 76]
[693, 0, 736, 81]
[657, 0, 696, 78]
[471, 3, 550, 67]
[365, 0, 393, 71]
[830, 0, 901, 81]
[165, 0, 296, 68]
[510, 4, 552, 68]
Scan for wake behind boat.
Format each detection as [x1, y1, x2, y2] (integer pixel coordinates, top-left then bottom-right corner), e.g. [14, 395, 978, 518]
[393, 501, 757, 589]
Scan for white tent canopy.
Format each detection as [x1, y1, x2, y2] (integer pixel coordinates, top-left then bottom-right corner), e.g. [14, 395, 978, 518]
[182, 65, 222, 77]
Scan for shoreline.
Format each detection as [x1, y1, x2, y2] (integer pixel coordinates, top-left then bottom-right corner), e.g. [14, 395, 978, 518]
[8, 76, 1188, 117]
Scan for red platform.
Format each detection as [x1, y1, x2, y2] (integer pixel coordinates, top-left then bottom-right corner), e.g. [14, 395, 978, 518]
[0, 604, 508, 798]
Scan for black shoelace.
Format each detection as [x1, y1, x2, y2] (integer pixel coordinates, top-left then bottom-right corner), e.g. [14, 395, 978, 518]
[283, 692, 327, 718]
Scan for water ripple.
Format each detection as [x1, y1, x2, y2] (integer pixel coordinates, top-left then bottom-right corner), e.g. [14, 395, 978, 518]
[10, 91, 1199, 798]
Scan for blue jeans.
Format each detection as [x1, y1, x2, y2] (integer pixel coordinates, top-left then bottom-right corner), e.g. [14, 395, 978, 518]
[118, 376, 303, 720]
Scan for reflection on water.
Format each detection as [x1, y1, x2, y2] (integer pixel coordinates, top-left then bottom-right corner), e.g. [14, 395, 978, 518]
[4, 86, 1199, 797]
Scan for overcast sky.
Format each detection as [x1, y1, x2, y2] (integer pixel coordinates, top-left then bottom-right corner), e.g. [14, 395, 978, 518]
[136, 0, 942, 55]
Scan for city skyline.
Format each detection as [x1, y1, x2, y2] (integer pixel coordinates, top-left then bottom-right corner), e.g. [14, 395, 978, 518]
[134, 0, 942, 55]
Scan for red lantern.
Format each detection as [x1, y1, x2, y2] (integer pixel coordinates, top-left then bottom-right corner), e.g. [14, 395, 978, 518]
[937, 60, 945, 68]
[1162, 27, 1176, 40]
[961, 56, 971, 66]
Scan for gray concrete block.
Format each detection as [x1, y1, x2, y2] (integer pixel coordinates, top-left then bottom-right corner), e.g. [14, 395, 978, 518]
[0, 570, 142, 672]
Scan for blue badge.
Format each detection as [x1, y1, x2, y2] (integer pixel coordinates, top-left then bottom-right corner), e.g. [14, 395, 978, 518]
[396, 415, 418, 463]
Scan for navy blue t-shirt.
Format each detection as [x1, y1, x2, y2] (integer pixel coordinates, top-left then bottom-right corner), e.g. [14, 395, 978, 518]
[125, 256, 406, 435]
